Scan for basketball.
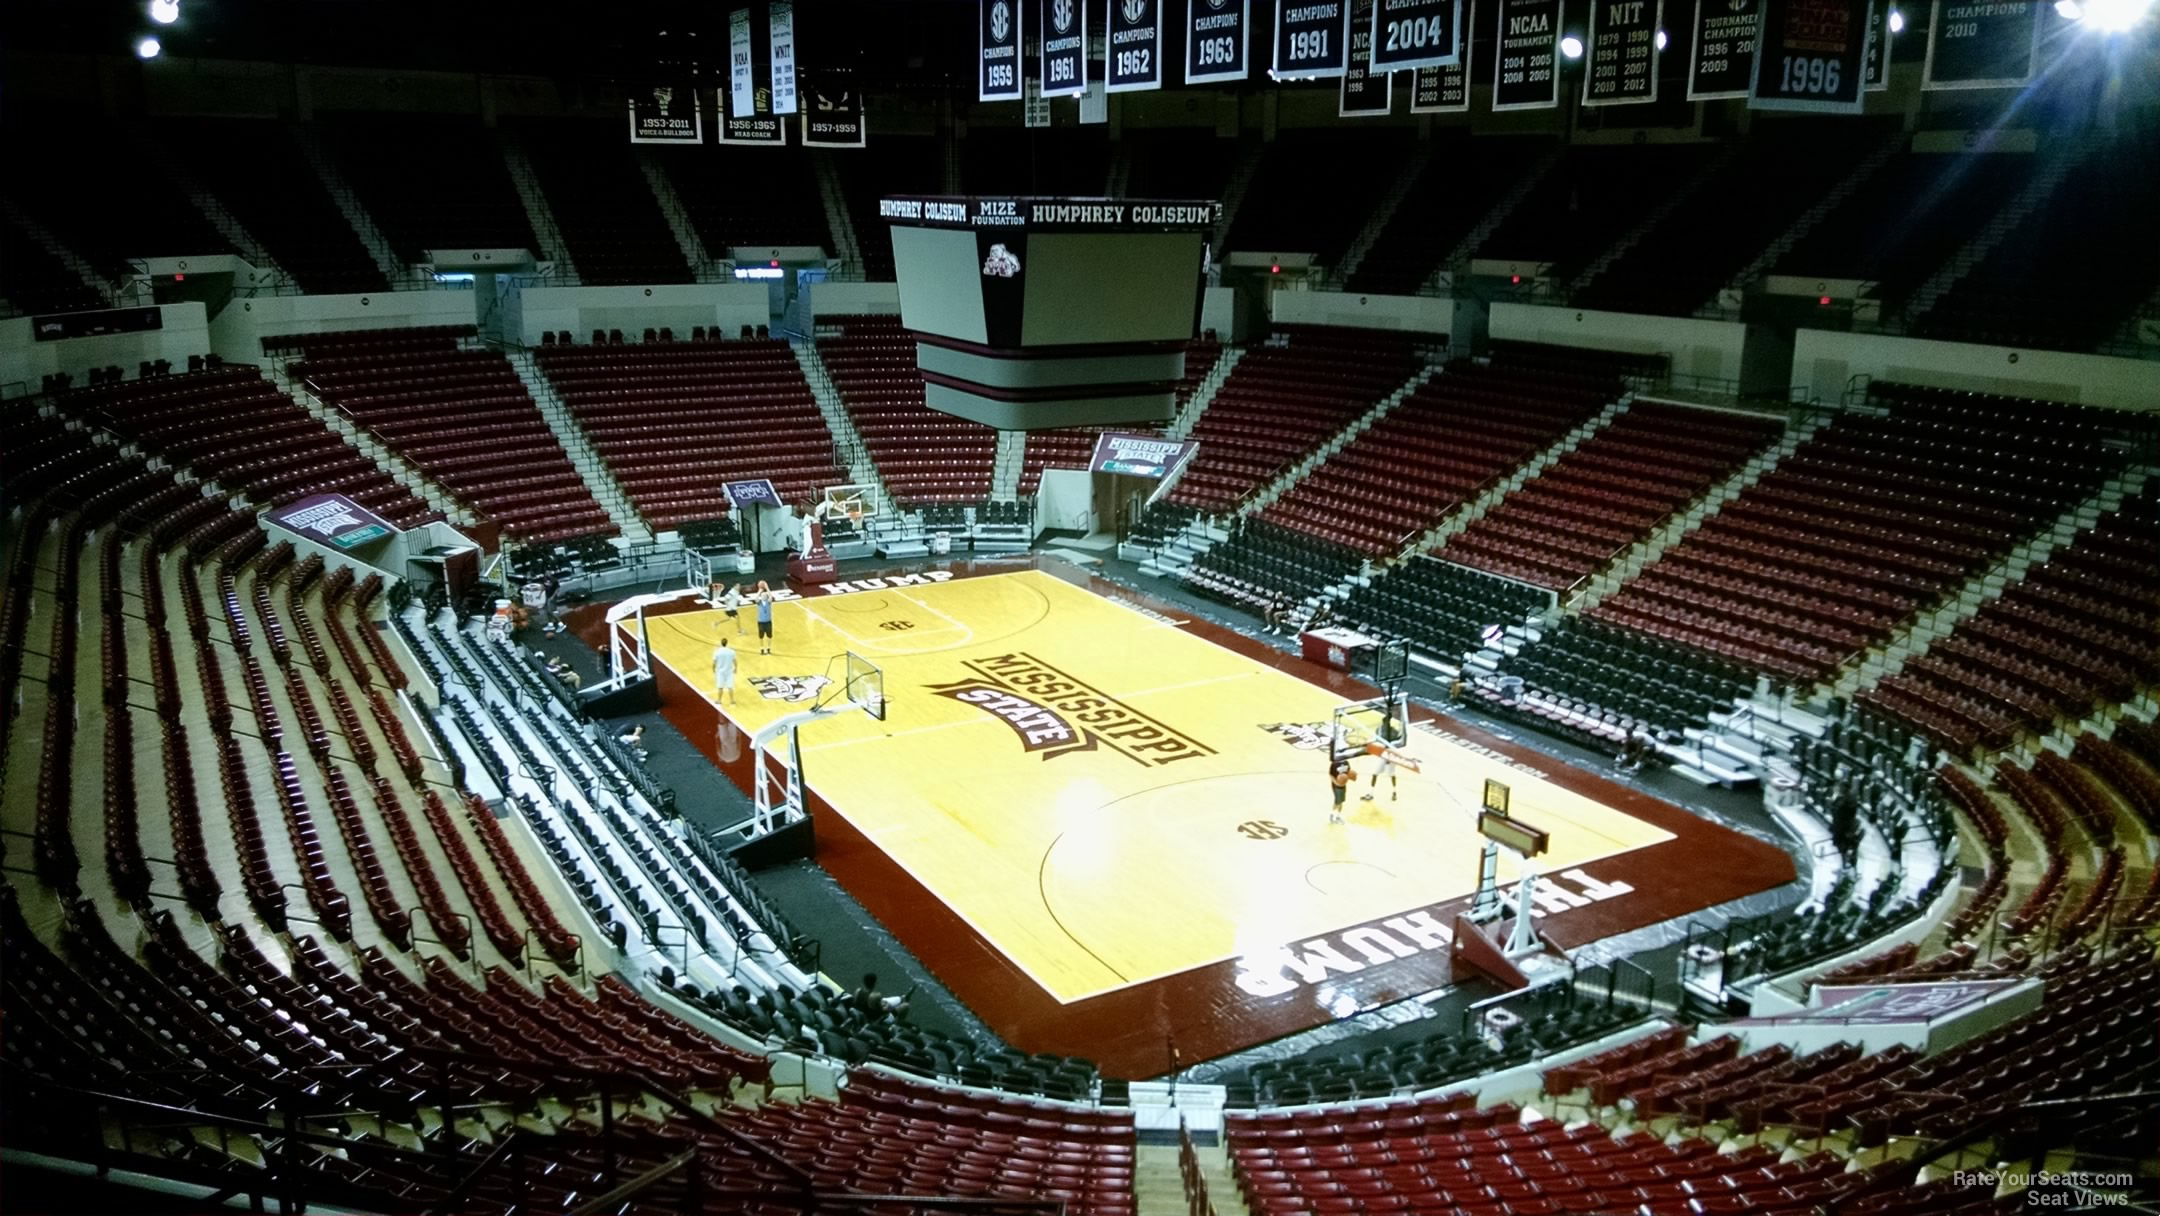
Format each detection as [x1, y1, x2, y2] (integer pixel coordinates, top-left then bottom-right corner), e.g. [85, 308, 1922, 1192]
[1364, 741, 1387, 757]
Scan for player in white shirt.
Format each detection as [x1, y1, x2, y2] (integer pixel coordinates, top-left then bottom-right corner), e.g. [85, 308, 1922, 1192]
[711, 637, 738, 706]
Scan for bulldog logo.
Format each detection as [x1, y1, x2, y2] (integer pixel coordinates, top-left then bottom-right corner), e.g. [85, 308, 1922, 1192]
[751, 675, 832, 703]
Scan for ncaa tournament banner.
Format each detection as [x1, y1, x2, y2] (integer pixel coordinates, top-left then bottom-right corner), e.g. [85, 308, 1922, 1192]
[769, 2, 798, 114]
[1274, 0, 1351, 76]
[981, 0, 1025, 101]
[1107, 0, 1166, 91]
[1371, 0, 1465, 71]
[1042, 0, 1089, 96]
[1582, 0, 1663, 106]
[1749, 0, 1873, 113]
[801, 71, 868, 148]
[1340, 0, 1395, 114]
[1492, 0, 1562, 109]
[718, 80, 787, 145]
[1923, 0, 2039, 90]
[1409, 4, 1473, 111]
[629, 78, 703, 144]
[730, 8, 757, 121]
[1688, 0, 1761, 99]
[1186, 0, 1252, 85]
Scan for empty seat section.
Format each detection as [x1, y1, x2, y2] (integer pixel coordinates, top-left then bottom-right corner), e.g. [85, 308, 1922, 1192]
[1227, 132, 1405, 265]
[833, 136, 942, 281]
[1343, 135, 1553, 296]
[1440, 401, 1782, 590]
[293, 328, 616, 541]
[535, 337, 845, 529]
[320, 112, 542, 261]
[516, 120, 692, 285]
[0, 223, 107, 316]
[1476, 143, 1720, 283]
[817, 315, 996, 504]
[161, 118, 391, 295]
[663, 146, 832, 256]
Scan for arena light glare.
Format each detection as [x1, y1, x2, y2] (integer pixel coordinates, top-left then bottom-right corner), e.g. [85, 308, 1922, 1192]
[2079, 0, 2155, 30]
[1888, 7, 1906, 32]
[1559, 34, 1585, 58]
[148, 0, 180, 23]
[136, 36, 162, 59]
[2055, 0, 2084, 18]
[1654, 28, 1668, 49]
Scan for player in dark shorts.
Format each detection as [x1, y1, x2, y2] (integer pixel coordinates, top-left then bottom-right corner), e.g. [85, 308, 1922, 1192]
[753, 581, 775, 654]
[1329, 758, 1354, 825]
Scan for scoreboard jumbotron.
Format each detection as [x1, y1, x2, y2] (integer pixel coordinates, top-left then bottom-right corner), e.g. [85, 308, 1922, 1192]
[878, 195, 1219, 430]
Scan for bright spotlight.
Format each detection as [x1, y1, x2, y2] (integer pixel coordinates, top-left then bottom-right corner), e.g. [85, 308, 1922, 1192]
[1654, 27, 1668, 49]
[1560, 34, 1585, 58]
[136, 36, 162, 58]
[2055, 0, 2084, 18]
[1888, 6, 1906, 31]
[2081, 0, 2154, 30]
[148, 0, 179, 23]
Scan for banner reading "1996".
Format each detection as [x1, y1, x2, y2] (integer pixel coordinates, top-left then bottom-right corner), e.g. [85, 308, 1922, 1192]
[1749, 0, 1875, 113]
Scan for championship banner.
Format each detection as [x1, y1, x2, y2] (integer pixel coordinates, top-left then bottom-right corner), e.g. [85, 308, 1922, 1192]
[1042, 0, 1089, 96]
[1923, 0, 2039, 90]
[1582, 0, 1663, 106]
[1340, 0, 1395, 114]
[770, 1, 798, 114]
[1863, 0, 1889, 88]
[730, 8, 757, 120]
[629, 78, 703, 144]
[801, 71, 868, 147]
[1749, 0, 1873, 113]
[1186, 0, 1252, 84]
[1492, 0, 1562, 109]
[1274, 0, 1351, 76]
[1409, 4, 1472, 112]
[268, 494, 398, 550]
[1370, 0, 1465, 70]
[981, 0, 1025, 101]
[1688, 0, 1762, 99]
[719, 81, 787, 145]
[1108, 0, 1165, 91]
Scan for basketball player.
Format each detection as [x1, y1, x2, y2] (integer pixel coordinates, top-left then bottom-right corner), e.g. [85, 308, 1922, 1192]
[1328, 758, 1355, 825]
[719, 582, 747, 634]
[711, 637, 737, 705]
[1364, 747, 1399, 802]
[752, 581, 775, 655]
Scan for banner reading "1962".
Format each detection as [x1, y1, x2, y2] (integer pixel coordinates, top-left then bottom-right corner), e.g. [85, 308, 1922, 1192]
[1108, 0, 1167, 91]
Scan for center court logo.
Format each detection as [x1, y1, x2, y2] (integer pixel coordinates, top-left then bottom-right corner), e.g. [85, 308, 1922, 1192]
[927, 652, 1215, 766]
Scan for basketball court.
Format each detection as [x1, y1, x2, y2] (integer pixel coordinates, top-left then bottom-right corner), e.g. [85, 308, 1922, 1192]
[636, 562, 1794, 1073]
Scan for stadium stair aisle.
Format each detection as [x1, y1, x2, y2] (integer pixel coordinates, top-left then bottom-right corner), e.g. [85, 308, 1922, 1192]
[816, 314, 997, 505]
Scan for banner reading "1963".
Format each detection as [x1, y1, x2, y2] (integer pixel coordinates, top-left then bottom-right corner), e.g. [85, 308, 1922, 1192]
[1186, 0, 1252, 84]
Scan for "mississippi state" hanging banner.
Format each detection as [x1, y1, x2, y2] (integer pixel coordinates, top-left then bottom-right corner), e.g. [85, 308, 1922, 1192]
[1582, 0, 1663, 106]
[1748, 0, 1874, 113]
[1108, 0, 1166, 91]
[981, 0, 1025, 101]
[1492, 0, 1562, 109]
[1274, 0, 1351, 76]
[1186, 0, 1252, 83]
[1042, 0, 1090, 96]
[1370, 0, 1465, 71]
[1923, 0, 2040, 90]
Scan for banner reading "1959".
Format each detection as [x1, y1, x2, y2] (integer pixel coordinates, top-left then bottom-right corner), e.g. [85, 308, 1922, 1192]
[981, 0, 1024, 101]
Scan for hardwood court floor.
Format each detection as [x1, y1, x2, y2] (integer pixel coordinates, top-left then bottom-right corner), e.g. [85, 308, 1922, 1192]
[644, 569, 1672, 1006]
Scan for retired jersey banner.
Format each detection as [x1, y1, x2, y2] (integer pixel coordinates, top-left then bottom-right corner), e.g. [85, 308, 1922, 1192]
[629, 78, 703, 144]
[801, 71, 868, 148]
[982, 0, 1025, 100]
[1340, 0, 1395, 114]
[1371, 0, 1465, 70]
[1492, 0, 1562, 109]
[718, 80, 786, 145]
[1688, 0, 1762, 99]
[1409, 4, 1473, 111]
[1186, 0, 1252, 84]
[1108, 0, 1166, 91]
[1582, 0, 1663, 105]
[730, 8, 757, 121]
[1749, 0, 1873, 112]
[1042, 0, 1089, 95]
[769, 2, 798, 114]
[1923, 0, 2039, 90]
[1274, 0, 1351, 76]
